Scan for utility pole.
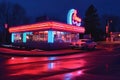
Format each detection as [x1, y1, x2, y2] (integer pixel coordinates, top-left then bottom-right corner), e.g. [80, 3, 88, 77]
[106, 19, 112, 42]
[4, 0, 9, 44]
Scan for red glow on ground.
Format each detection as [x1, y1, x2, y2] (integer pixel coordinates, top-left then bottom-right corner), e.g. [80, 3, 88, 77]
[6, 57, 86, 77]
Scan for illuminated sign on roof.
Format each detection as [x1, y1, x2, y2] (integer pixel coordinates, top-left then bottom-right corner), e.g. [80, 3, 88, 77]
[67, 9, 82, 26]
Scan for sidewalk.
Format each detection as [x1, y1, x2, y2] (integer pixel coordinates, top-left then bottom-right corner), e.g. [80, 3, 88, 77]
[0, 47, 83, 57]
[97, 41, 120, 50]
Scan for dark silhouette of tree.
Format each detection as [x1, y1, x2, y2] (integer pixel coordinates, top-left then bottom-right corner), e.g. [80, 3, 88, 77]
[35, 15, 61, 22]
[9, 3, 30, 26]
[0, 2, 29, 27]
[0, 2, 29, 43]
[84, 4, 100, 41]
[36, 15, 49, 22]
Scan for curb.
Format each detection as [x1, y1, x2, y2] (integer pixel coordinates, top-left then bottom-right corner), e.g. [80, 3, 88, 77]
[0, 51, 85, 57]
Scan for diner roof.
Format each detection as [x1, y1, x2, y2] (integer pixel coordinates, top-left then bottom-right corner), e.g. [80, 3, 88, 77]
[9, 21, 85, 33]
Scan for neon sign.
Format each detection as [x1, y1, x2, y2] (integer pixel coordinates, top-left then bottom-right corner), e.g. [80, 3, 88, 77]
[9, 21, 85, 33]
[67, 9, 81, 26]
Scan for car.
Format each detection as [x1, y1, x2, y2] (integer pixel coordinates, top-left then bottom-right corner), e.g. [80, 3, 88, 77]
[70, 39, 97, 50]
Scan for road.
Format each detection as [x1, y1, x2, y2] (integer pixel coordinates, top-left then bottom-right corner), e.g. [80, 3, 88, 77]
[0, 49, 120, 80]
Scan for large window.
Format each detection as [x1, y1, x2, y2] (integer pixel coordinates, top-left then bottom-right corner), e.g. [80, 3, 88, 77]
[13, 31, 79, 43]
[31, 31, 48, 42]
[53, 31, 79, 43]
[14, 33, 22, 43]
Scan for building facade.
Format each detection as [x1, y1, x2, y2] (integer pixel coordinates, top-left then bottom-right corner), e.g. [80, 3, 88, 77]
[9, 21, 85, 50]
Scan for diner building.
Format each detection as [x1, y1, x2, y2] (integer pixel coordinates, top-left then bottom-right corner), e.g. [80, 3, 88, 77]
[9, 21, 85, 50]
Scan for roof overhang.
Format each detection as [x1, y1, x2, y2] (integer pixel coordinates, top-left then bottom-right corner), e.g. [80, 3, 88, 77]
[9, 21, 85, 33]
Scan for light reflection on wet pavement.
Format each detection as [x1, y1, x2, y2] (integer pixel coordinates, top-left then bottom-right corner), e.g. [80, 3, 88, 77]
[0, 55, 87, 80]
[0, 50, 120, 80]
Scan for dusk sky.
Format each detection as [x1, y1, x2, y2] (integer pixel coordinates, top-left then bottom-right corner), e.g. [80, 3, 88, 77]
[0, 0, 120, 22]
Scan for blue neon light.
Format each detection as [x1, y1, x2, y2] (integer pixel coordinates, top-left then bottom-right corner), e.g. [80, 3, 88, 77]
[67, 9, 75, 25]
[23, 32, 27, 43]
[11, 33, 14, 43]
[48, 30, 54, 43]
